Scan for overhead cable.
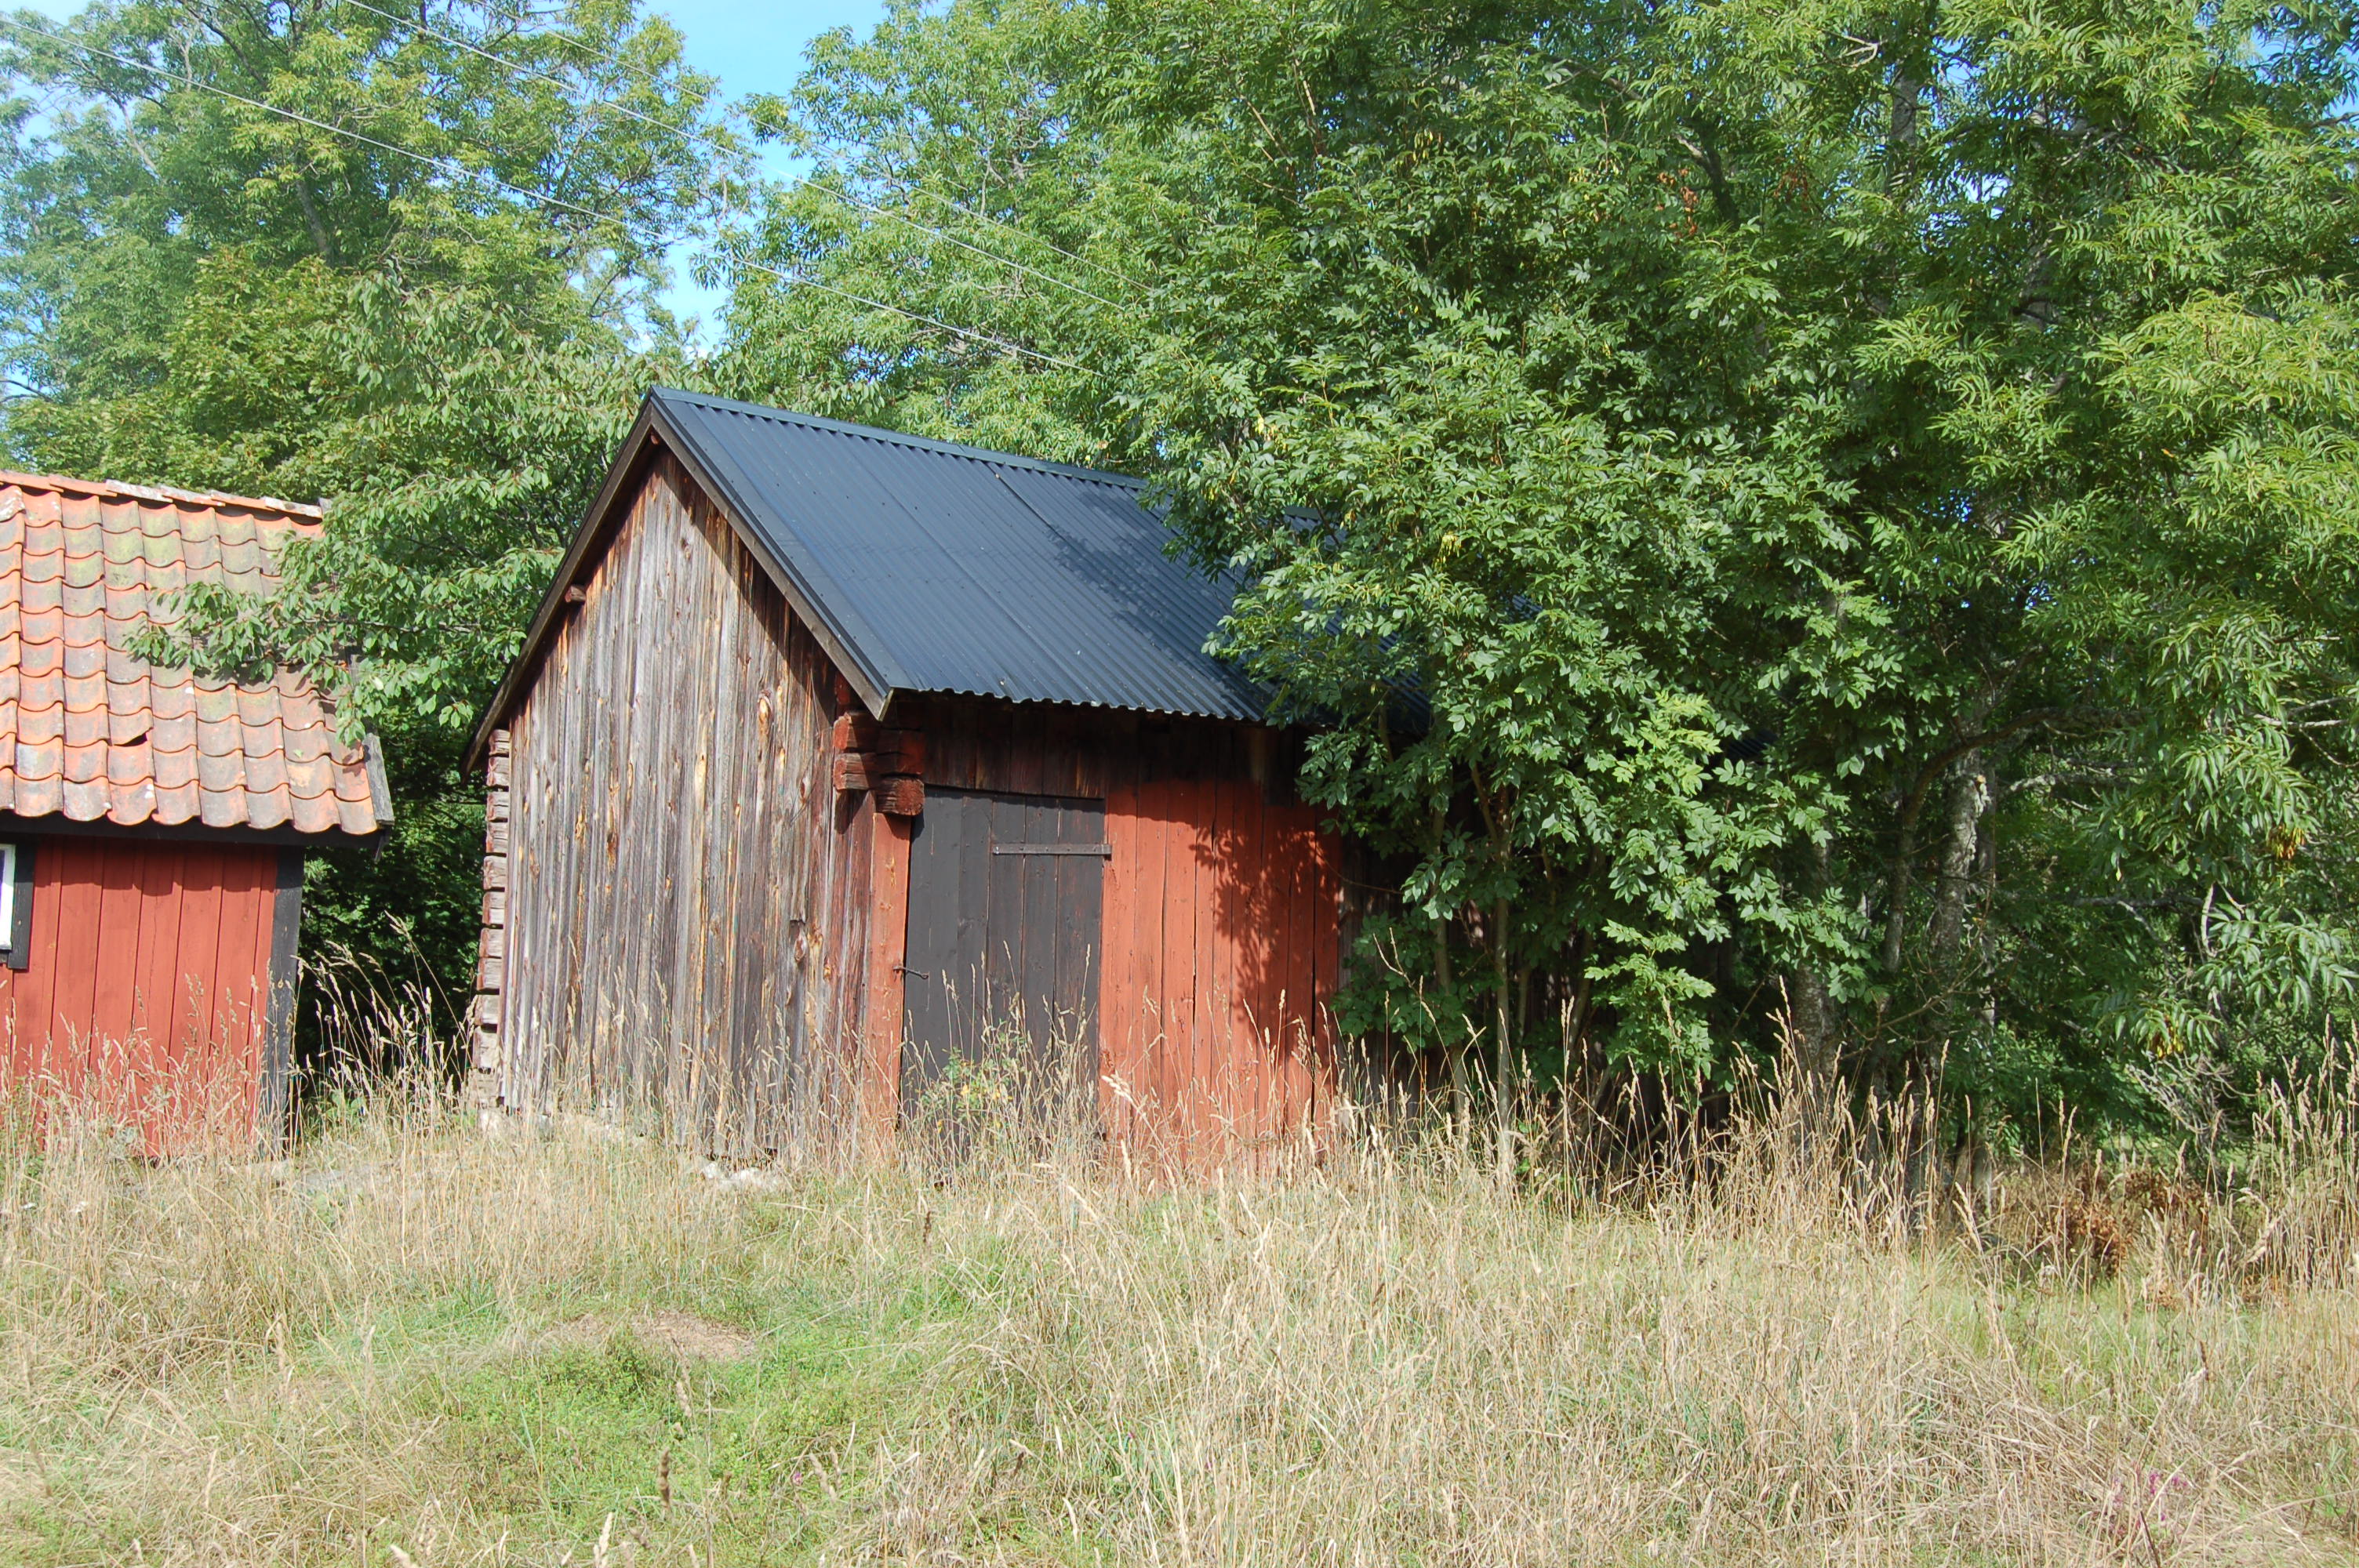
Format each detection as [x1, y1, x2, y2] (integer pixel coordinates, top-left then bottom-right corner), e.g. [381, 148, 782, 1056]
[329, 0, 1130, 314]
[474, 0, 1135, 289]
[0, 13, 1096, 376]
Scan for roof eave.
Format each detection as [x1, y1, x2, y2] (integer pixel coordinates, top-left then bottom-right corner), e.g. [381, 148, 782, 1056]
[0, 810, 391, 848]
[467, 402, 658, 771]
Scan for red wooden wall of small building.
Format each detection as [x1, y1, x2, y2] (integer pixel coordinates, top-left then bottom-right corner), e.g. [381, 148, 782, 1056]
[1100, 775, 1340, 1161]
[884, 699, 1343, 1163]
[0, 833, 292, 1150]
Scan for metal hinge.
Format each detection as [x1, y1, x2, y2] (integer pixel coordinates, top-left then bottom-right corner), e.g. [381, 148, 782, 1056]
[991, 843, 1112, 856]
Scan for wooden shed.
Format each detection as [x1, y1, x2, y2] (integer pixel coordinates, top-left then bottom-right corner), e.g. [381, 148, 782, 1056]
[467, 390, 1345, 1160]
[0, 472, 393, 1149]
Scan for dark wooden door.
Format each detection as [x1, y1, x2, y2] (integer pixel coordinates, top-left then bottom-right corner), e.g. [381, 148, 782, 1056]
[901, 789, 1105, 1133]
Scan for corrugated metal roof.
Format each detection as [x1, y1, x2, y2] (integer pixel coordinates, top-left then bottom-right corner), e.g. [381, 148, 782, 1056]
[647, 389, 1266, 721]
[0, 471, 390, 837]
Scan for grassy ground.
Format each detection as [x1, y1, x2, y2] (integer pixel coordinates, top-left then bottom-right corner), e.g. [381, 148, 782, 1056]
[0, 1092, 2353, 1566]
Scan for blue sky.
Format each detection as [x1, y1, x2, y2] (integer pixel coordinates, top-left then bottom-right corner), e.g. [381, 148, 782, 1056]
[655, 0, 886, 102]
[16, 0, 889, 106]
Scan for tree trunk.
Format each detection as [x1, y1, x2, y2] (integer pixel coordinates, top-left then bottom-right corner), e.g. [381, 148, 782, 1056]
[1790, 837, 1838, 1078]
[1978, 804, 1999, 1029]
[1928, 755, 1988, 960]
[293, 173, 339, 266]
[1437, 910, 1467, 1156]
[1884, 5, 1927, 198]
[1787, 967, 1836, 1079]
[1563, 931, 1594, 1071]
[1448, 1045, 1469, 1159]
[1882, 815, 1916, 975]
[1494, 897, 1514, 1187]
[1886, 67, 1922, 192]
[1560, 928, 1595, 1167]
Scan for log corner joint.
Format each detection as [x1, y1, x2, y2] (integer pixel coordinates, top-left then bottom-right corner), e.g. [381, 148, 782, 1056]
[831, 710, 925, 817]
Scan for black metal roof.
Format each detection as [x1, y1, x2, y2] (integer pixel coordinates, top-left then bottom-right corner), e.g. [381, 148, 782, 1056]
[644, 388, 1263, 723]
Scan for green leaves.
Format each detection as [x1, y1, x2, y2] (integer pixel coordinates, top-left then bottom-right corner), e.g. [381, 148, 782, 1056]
[729, 0, 2359, 1127]
[0, 2, 739, 740]
[13, 0, 2359, 1131]
[0, 0, 737, 1033]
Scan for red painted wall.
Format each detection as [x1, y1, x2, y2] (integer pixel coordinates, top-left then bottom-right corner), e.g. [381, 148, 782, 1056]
[0, 835, 289, 1150]
[1099, 776, 1341, 1163]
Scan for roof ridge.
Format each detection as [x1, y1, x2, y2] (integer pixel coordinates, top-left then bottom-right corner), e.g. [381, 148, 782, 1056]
[648, 387, 1153, 492]
[0, 469, 325, 520]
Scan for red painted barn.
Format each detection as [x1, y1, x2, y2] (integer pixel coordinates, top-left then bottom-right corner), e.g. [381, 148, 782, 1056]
[467, 390, 1347, 1162]
[0, 472, 392, 1149]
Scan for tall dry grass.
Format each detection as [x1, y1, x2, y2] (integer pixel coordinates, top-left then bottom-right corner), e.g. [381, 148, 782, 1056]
[0, 1052, 2352, 1565]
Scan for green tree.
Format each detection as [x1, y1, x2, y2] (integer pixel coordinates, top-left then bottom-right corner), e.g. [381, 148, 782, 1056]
[724, 0, 2359, 1142]
[711, 0, 1133, 456]
[0, 0, 739, 1040]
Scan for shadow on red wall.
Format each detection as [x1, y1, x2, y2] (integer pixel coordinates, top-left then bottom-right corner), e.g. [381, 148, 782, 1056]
[1101, 776, 1340, 1167]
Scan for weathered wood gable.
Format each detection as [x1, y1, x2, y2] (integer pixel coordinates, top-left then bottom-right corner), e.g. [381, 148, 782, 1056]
[475, 452, 874, 1151]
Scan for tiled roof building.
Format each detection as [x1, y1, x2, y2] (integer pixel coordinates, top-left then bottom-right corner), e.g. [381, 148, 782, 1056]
[0, 471, 387, 836]
[0, 470, 391, 1152]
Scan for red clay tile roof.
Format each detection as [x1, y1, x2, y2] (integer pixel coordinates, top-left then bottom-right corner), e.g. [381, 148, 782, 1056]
[0, 470, 390, 837]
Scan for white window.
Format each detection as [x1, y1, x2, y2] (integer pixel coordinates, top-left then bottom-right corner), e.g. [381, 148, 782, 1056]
[0, 840, 26, 971]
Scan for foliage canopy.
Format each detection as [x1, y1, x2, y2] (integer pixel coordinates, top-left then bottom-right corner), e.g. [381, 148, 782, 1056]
[0, 0, 737, 1025]
[728, 0, 2359, 1137]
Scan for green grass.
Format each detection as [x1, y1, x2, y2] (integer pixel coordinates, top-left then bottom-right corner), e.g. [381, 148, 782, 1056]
[0, 1103, 2352, 1565]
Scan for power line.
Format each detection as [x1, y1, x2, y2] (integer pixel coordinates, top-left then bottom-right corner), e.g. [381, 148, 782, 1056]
[0, 13, 1098, 376]
[474, 0, 1135, 289]
[708, 239, 1095, 373]
[332, 0, 758, 179]
[330, 0, 1131, 314]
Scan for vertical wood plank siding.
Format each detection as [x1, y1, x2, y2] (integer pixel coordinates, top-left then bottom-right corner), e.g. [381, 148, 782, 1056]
[860, 808, 911, 1145]
[496, 455, 868, 1155]
[491, 458, 1343, 1163]
[0, 835, 285, 1149]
